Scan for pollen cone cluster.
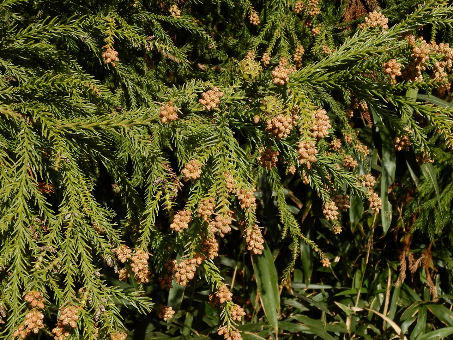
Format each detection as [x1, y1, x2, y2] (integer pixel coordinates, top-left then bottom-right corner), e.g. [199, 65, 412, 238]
[294, 1, 305, 13]
[160, 101, 178, 123]
[225, 172, 236, 193]
[102, 46, 119, 67]
[182, 159, 202, 181]
[158, 306, 175, 321]
[218, 327, 242, 340]
[198, 197, 215, 221]
[208, 213, 233, 237]
[51, 306, 80, 340]
[261, 53, 271, 66]
[199, 87, 224, 111]
[368, 192, 382, 213]
[170, 210, 192, 232]
[332, 194, 350, 212]
[257, 148, 279, 170]
[362, 11, 389, 29]
[24, 291, 45, 309]
[118, 268, 130, 281]
[245, 225, 264, 254]
[293, 45, 305, 67]
[394, 135, 411, 151]
[271, 65, 294, 85]
[383, 59, 402, 83]
[174, 255, 204, 286]
[361, 174, 376, 189]
[249, 11, 260, 25]
[343, 155, 358, 168]
[202, 234, 219, 259]
[330, 139, 341, 151]
[237, 188, 256, 211]
[169, 4, 181, 17]
[310, 109, 331, 138]
[131, 249, 151, 284]
[13, 310, 44, 338]
[230, 304, 246, 321]
[266, 112, 298, 140]
[323, 201, 339, 221]
[308, 0, 320, 16]
[215, 284, 233, 303]
[13, 292, 46, 338]
[116, 244, 132, 263]
[111, 333, 127, 340]
[297, 141, 317, 169]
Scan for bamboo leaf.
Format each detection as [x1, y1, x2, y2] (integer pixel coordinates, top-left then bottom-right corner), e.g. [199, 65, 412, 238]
[300, 219, 314, 286]
[421, 163, 441, 210]
[387, 286, 401, 322]
[417, 327, 453, 340]
[362, 308, 408, 340]
[371, 106, 396, 234]
[401, 284, 423, 303]
[334, 288, 368, 296]
[291, 291, 332, 315]
[406, 157, 420, 188]
[401, 316, 417, 334]
[410, 306, 427, 340]
[252, 243, 280, 333]
[349, 195, 364, 227]
[283, 298, 310, 311]
[241, 332, 268, 340]
[426, 304, 453, 327]
[182, 311, 194, 335]
[168, 279, 186, 312]
[401, 302, 424, 321]
[334, 301, 354, 316]
[406, 88, 419, 102]
[278, 321, 309, 332]
[417, 94, 453, 109]
[303, 326, 337, 340]
[291, 314, 347, 333]
[292, 283, 333, 289]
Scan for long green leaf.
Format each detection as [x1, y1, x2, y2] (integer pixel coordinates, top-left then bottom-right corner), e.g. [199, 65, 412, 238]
[335, 288, 368, 296]
[304, 326, 337, 340]
[292, 291, 331, 315]
[349, 195, 364, 227]
[401, 316, 417, 334]
[280, 320, 336, 340]
[292, 283, 333, 289]
[417, 94, 453, 109]
[241, 332, 268, 340]
[252, 242, 280, 333]
[334, 301, 354, 316]
[361, 308, 408, 340]
[426, 304, 453, 327]
[371, 107, 396, 234]
[410, 306, 427, 340]
[278, 321, 309, 332]
[291, 315, 347, 333]
[182, 311, 194, 335]
[401, 284, 423, 303]
[168, 277, 185, 312]
[283, 298, 310, 311]
[417, 327, 453, 340]
[421, 163, 442, 211]
[406, 157, 420, 188]
[387, 286, 401, 323]
[300, 219, 314, 286]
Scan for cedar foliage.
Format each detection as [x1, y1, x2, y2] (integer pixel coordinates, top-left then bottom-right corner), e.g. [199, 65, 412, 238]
[1, 0, 453, 339]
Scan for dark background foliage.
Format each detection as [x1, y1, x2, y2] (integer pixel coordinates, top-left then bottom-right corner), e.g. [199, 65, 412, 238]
[1, 0, 453, 339]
